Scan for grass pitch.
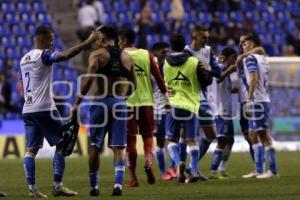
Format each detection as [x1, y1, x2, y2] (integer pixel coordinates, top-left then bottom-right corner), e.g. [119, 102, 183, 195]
[0, 152, 299, 200]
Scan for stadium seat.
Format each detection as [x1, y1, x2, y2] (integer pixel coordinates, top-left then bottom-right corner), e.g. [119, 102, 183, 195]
[272, 1, 285, 11]
[256, 0, 268, 11]
[198, 12, 212, 24]
[113, 1, 126, 12]
[161, 0, 171, 12]
[229, 11, 244, 23]
[32, 2, 46, 13]
[1, 2, 14, 13]
[16, 2, 31, 12]
[129, 1, 140, 13]
[274, 34, 285, 45]
[261, 11, 275, 23]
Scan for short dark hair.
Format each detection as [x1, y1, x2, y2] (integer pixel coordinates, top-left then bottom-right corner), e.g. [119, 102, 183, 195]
[95, 25, 118, 40]
[193, 24, 208, 33]
[35, 25, 54, 36]
[221, 47, 237, 58]
[152, 42, 169, 51]
[119, 28, 136, 44]
[242, 32, 261, 46]
[170, 34, 185, 52]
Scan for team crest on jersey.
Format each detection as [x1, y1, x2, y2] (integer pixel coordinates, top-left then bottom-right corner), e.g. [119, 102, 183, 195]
[169, 71, 191, 86]
[135, 64, 147, 77]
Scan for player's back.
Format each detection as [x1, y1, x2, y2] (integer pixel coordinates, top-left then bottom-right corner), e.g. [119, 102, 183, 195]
[125, 48, 154, 107]
[20, 49, 56, 113]
[93, 46, 132, 97]
[244, 54, 270, 102]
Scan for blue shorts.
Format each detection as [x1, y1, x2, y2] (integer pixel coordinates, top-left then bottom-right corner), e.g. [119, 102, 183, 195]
[198, 100, 215, 126]
[154, 114, 166, 139]
[89, 97, 127, 148]
[216, 116, 234, 138]
[23, 110, 64, 149]
[165, 108, 199, 141]
[239, 102, 249, 133]
[249, 102, 271, 132]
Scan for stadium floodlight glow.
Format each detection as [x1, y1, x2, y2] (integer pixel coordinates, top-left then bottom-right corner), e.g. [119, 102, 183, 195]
[51, 81, 73, 99]
[77, 74, 108, 99]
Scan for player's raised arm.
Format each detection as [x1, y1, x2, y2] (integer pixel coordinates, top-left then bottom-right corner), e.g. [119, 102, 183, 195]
[217, 64, 236, 83]
[236, 46, 265, 67]
[56, 31, 102, 62]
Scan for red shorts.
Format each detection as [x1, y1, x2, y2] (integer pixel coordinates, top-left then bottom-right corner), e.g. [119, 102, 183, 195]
[127, 106, 156, 136]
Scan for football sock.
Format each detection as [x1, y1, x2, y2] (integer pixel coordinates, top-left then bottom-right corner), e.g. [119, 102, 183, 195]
[167, 142, 181, 166]
[253, 144, 264, 173]
[114, 161, 126, 189]
[155, 147, 165, 175]
[265, 145, 278, 174]
[53, 152, 65, 189]
[210, 148, 224, 173]
[189, 145, 200, 174]
[24, 153, 36, 191]
[89, 171, 99, 189]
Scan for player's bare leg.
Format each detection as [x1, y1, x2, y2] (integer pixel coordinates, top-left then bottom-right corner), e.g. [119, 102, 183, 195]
[88, 146, 101, 196]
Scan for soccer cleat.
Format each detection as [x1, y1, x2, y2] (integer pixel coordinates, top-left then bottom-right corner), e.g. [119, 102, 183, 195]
[144, 164, 156, 184]
[242, 171, 261, 179]
[177, 162, 186, 183]
[28, 190, 48, 198]
[52, 186, 77, 197]
[256, 171, 279, 179]
[219, 171, 235, 179]
[198, 171, 208, 181]
[111, 187, 122, 196]
[167, 167, 177, 178]
[0, 192, 7, 197]
[161, 172, 172, 181]
[126, 177, 139, 187]
[185, 173, 199, 183]
[89, 188, 99, 196]
[185, 168, 207, 183]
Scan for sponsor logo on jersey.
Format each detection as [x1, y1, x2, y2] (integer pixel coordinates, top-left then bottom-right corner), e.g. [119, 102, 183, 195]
[135, 64, 147, 77]
[169, 71, 191, 86]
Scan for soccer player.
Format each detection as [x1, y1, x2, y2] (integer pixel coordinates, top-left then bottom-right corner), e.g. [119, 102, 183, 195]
[20, 25, 100, 198]
[72, 26, 136, 196]
[183, 25, 221, 180]
[208, 47, 237, 179]
[218, 34, 266, 177]
[152, 42, 176, 180]
[164, 34, 212, 183]
[241, 32, 279, 178]
[118, 29, 167, 187]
